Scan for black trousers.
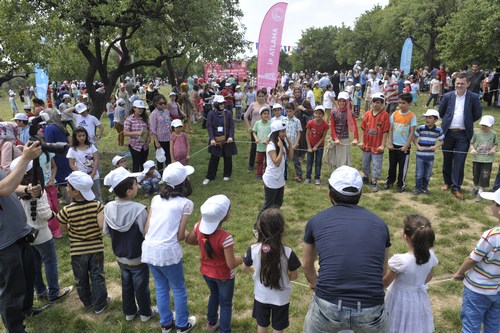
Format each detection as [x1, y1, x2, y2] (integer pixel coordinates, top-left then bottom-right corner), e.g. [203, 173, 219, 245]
[156, 141, 172, 175]
[206, 153, 232, 180]
[386, 146, 410, 188]
[261, 185, 284, 213]
[129, 145, 149, 173]
[248, 133, 257, 169]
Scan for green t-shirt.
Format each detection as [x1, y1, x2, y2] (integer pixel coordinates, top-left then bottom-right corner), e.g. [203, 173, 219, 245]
[471, 130, 497, 163]
[253, 120, 271, 152]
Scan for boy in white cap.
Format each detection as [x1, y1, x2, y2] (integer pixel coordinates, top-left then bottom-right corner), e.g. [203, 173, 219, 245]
[412, 109, 444, 195]
[103, 167, 156, 322]
[12, 113, 30, 144]
[470, 115, 497, 201]
[138, 160, 161, 196]
[56, 171, 111, 314]
[453, 188, 500, 333]
[63, 103, 104, 144]
[270, 103, 285, 122]
[112, 155, 127, 169]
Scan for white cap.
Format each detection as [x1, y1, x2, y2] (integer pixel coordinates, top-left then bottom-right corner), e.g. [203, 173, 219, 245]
[211, 82, 218, 87]
[156, 148, 166, 163]
[9, 156, 33, 173]
[125, 76, 131, 80]
[355, 83, 361, 87]
[371, 92, 385, 102]
[481, 188, 500, 203]
[75, 103, 88, 114]
[103, 167, 141, 192]
[116, 98, 126, 106]
[314, 81, 319, 85]
[270, 120, 286, 134]
[421, 109, 440, 119]
[260, 106, 270, 115]
[272, 103, 282, 110]
[225, 83, 231, 87]
[199, 195, 231, 235]
[112, 155, 125, 166]
[347, 78, 353, 82]
[328, 165, 363, 196]
[235, 85, 241, 89]
[368, 69, 374, 73]
[171, 119, 183, 127]
[66, 171, 95, 201]
[213, 95, 225, 104]
[404, 80, 411, 84]
[338, 91, 350, 100]
[169, 92, 177, 97]
[132, 100, 146, 109]
[142, 160, 156, 174]
[63, 94, 71, 100]
[314, 105, 325, 113]
[12, 113, 28, 121]
[161, 162, 194, 187]
[479, 115, 495, 127]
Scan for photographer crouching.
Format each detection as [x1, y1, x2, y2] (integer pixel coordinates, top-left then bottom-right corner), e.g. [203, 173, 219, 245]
[0, 140, 45, 333]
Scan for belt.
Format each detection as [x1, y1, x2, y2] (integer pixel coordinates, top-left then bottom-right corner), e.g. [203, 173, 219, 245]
[450, 128, 465, 132]
[330, 297, 382, 311]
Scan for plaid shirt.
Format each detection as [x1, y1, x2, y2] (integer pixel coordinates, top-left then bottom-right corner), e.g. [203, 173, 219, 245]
[124, 115, 149, 151]
[149, 109, 171, 142]
[283, 116, 302, 145]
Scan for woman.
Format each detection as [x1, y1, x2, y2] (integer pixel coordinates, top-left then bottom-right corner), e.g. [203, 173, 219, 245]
[202, 95, 237, 185]
[200, 84, 214, 129]
[145, 83, 158, 112]
[124, 99, 150, 172]
[179, 83, 194, 133]
[113, 98, 126, 146]
[149, 94, 172, 173]
[243, 88, 269, 172]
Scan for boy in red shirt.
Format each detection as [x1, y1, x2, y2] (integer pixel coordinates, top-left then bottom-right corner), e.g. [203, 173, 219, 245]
[358, 93, 390, 192]
[305, 105, 329, 185]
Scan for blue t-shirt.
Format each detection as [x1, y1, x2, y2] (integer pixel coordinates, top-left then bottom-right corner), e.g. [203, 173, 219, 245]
[304, 204, 391, 307]
[43, 124, 72, 184]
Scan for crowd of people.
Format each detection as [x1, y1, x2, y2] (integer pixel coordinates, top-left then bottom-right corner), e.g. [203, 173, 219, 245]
[0, 60, 499, 333]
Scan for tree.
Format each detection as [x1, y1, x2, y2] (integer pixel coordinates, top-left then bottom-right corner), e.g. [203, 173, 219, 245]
[438, 0, 500, 69]
[8, 0, 244, 118]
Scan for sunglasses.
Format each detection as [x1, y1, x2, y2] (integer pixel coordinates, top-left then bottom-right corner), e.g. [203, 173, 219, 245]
[158, 102, 167, 106]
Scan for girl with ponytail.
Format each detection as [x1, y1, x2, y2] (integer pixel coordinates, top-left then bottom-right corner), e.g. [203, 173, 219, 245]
[383, 214, 438, 333]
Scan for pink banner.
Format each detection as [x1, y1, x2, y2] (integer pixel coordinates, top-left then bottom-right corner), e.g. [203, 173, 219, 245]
[203, 62, 248, 82]
[257, 2, 288, 90]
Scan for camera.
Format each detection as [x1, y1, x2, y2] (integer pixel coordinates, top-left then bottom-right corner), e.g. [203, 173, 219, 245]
[28, 114, 68, 154]
[25, 227, 39, 243]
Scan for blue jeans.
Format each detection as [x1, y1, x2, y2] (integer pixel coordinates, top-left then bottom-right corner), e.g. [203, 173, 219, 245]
[108, 113, 114, 128]
[119, 262, 152, 317]
[442, 130, 469, 192]
[303, 296, 388, 333]
[71, 252, 108, 310]
[32, 239, 61, 301]
[461, 286, 500, 333]
[415, 156, 434, 191]
[149, 261, 190, 328]
[203, 275, 235, 333]
[307, 147, 324, 180]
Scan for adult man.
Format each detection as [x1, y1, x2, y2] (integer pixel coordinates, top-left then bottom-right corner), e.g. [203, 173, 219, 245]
[468, 61, 485, 96]
[384, 70, 399, 114]
[302, 166, 391, 333]
[439, 73, 482, 199]
[0, 141, 46, 333]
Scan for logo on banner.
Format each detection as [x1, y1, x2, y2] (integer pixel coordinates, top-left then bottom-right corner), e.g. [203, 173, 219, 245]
[272, 7, 285, 22]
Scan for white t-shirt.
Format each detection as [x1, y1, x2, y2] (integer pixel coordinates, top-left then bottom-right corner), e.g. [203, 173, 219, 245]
[141, 195, 194, 266]
[263, 142, 286, 189]
[369, 78, 382, 94]
[72, 114, 101, 144]
[234, 92, 243, 107]
[430, 79, 441, 95]
[66, 145, 99, 179]
[323, 91, 336, 109]
[450, 92, 466, 129]
[306, 90, 316, 108]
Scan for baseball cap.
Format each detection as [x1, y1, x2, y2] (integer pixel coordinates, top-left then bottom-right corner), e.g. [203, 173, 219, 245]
[142, 160, 156, 174]
[9, 156, 33, 173]
[372, 92, 385, 103]
[404, 80, 411, 84]
[112, 155, 125, 166]
[161, 162, 194, 187]
[75, 103, 88, 114]
[314, 105, 325, 114]
[235, 85, 241, 89]
[63, 94, 71, 100]
[66, 171, 95, 201]
[479, 115, 494, 127]
[328, 166, 363, 196]
[480, 188, 500, 203]
[355, 83, 361, 87]
[338, 92, 350, 100]
[199, 195, 231, 235]
[272, 103, 282, 110]
[132, 100, 146, 109]
[421, 109, 440, 119]
[12, 113, 28, 121]
[171, 119, 183, 127]
[270, 120, 286, 134]
[260, 106, 270, 115]
[103, 167, 141, 192]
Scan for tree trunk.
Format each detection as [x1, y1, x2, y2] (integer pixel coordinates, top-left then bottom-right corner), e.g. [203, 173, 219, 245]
[165, 59, 178, 87]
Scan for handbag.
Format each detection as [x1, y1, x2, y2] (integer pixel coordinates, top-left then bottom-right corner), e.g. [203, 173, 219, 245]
[214, 111, 227, 145]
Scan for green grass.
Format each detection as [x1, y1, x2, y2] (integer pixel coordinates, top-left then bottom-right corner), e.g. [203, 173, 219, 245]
[1, 88, 498, 333]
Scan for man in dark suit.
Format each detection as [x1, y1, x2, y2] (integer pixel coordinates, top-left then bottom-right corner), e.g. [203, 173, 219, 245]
[438, 73, 482, 199]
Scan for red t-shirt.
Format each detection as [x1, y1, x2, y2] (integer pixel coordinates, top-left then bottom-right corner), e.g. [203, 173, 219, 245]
[306, 119, 329, 148]
[221, 88, 234, 106]
[361, 109, 390, 154]
[194, 221, 235, 280]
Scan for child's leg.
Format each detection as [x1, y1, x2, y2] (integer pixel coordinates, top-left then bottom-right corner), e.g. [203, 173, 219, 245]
[37, 239, 61, 301]
[478, 162, 492, 190]
[119, 263, 138, 317]
[256, 151, 265, 177]
[89, 253, 108, 310]
[149, 265, 174, 327]
[270, 303, 290, 333]
[461, 286, 491, 333]
[386, 150, 398, 186]
[362, 151, 372, 180]
[141, 179, 153, 194]
[415, 156, 424, 191]
[210, 276, 234, 333]
[71, 255, 92, 307]
[202, 275, 220, 326]
[306, 151, 313, 180]
[31, 245, 47, 298]
[253, 300, 271, 333]
[472, 161, 480, 189]
[130, 263, 152, 317]
[372, 153, 384, 184]
[314, 148, 324, 180]
[293, 151, 302, 179]
[162, 261, 190, 329]
[422, 159, 434, 191]
[483, 295, 500, 333]
[396, 149, 410, 189]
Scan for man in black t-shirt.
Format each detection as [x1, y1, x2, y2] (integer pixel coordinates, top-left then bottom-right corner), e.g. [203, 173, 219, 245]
[302, 166, 391, 333]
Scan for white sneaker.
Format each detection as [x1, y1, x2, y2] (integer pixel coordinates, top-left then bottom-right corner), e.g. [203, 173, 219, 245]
[125, 313, 136, 321]
[177, 316, 197, 333]
[202, 179, 210, 185]
[315, 179, 320, 185]
[223, 177, 230, 181]
[140, 306, 158, 322]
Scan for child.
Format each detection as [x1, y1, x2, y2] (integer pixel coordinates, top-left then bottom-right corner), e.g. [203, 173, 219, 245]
[364, 79, 373, 112]
[141, 162, 197, 333]
[103, 167, 155, 322]
[313, 81, 322, 106]
[383, 214, 438, 333]
[270, 104, 285, 122]
[112, 155, 127, 169]
[385, 93, 416, 192]
[11, 157, 73, 303]
[67, 126, 102, 201]
[345, 78, 354, 100]
[322, 84, 336, 124]
[253, 106, 272, 180]
[56, 171, 111, 314]
[185, 195, 243, 333]
[412, 109, 444, 195]
[403, 80, 411, 93]
[425, 75, 441, 107]
[138, 160, 161, 196]
[243, 208, 301, 333]
[327, 92, 359, 169]
[470, 115, 497, 201]
[411, 81, 419, 105]
[353, 83, 362, 118]
[40, 149, 63, 238]
[170, 119, 190, 165]
[359, 92, 390, 192]
[305, 105, 329, 185]
[283, 103, 302, 182]
[234, 85, 243, 121]
[453, 188, 500, 333]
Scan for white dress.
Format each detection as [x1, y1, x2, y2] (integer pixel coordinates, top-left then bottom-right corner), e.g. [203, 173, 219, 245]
[385, 250, 438, 333]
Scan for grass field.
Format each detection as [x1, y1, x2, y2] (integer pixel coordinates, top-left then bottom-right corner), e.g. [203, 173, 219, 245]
[1, 88, 498, 333]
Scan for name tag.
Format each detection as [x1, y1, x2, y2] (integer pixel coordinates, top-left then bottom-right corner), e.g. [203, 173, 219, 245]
[217, 126, 223, 132]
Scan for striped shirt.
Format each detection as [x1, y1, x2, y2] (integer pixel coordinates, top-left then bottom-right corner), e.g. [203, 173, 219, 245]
[149, 108, 172, 142]
[414, 125, 444, 159]
[124, 114, 149, 151]
[57, 200, 104, 256]
[464, 227, 500, 295]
